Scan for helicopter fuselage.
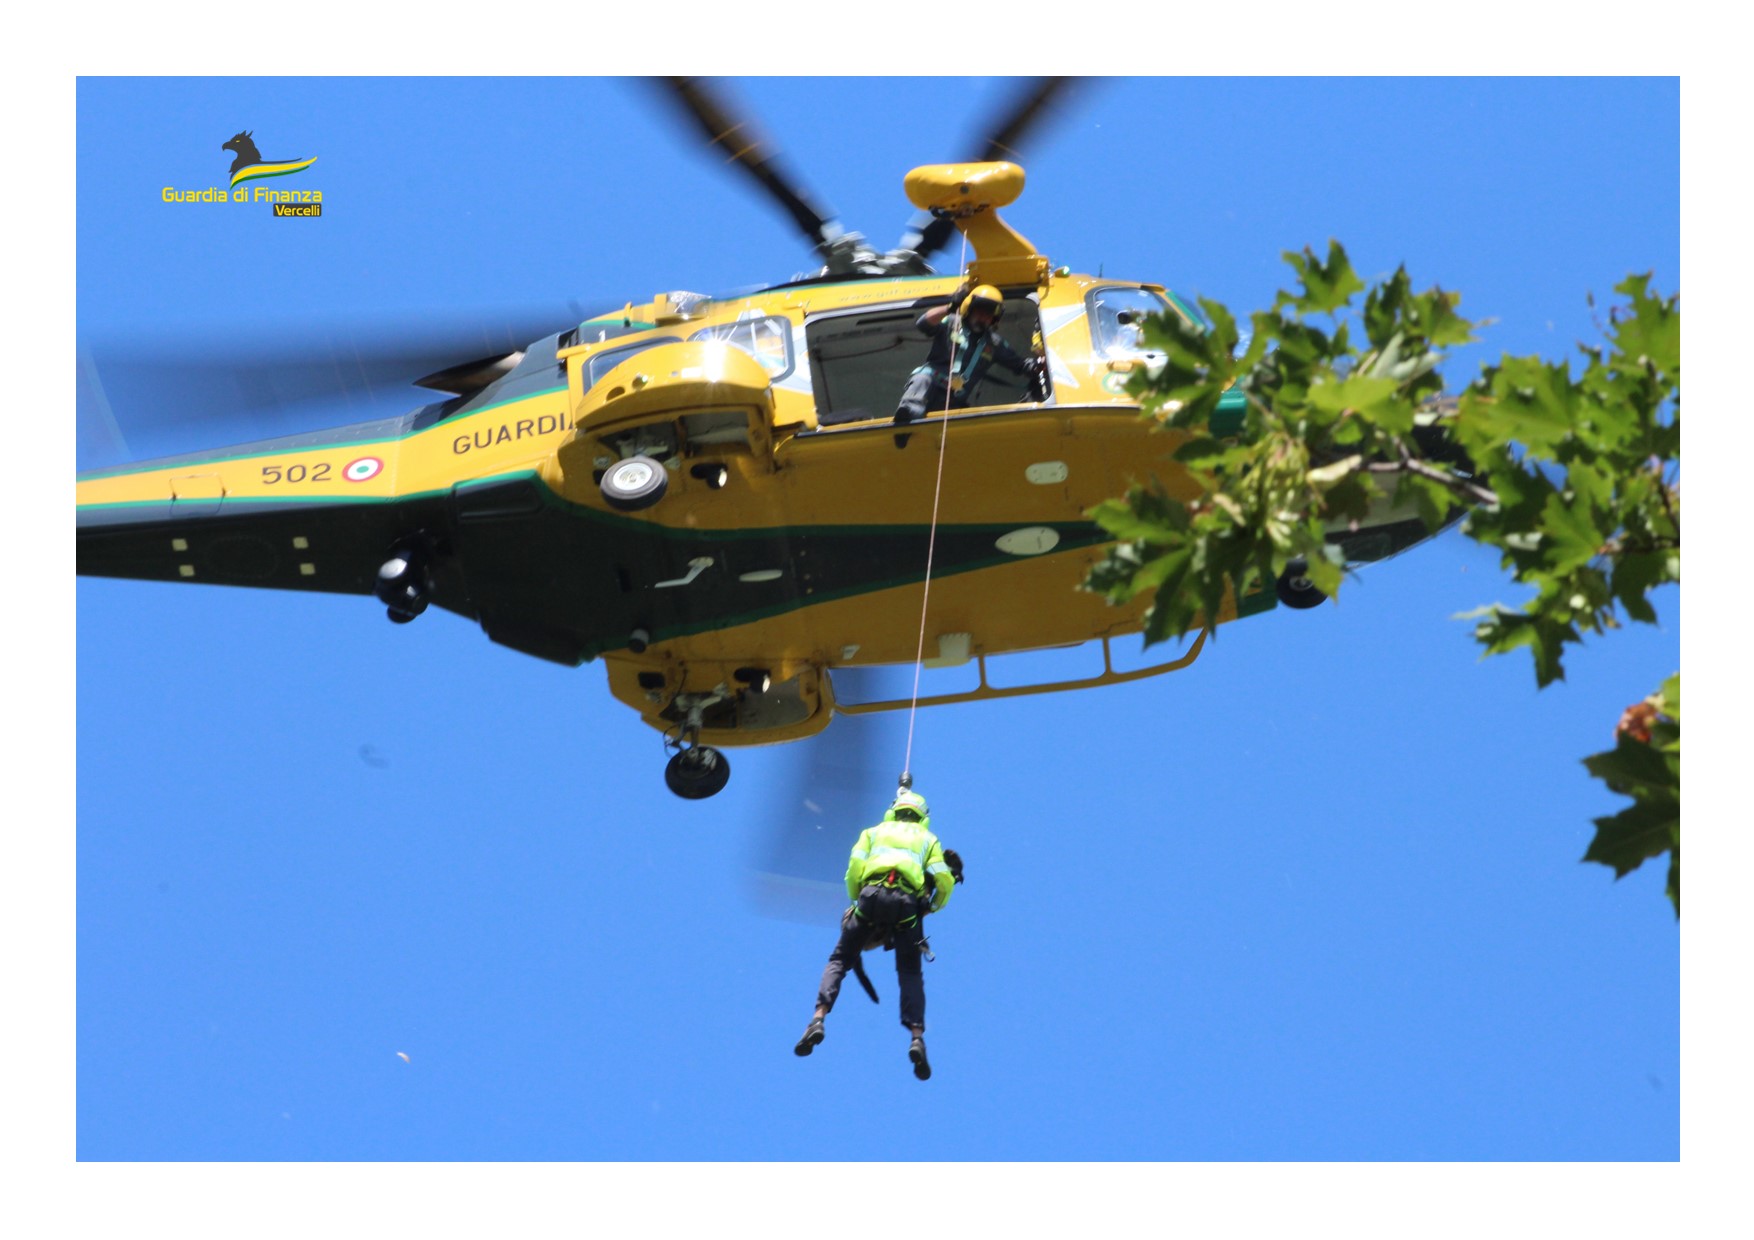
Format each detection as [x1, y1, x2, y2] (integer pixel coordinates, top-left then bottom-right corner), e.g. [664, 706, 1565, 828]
[77, 265, 1443, 758]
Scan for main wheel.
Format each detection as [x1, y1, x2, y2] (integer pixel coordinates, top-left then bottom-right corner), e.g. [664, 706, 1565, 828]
[601, 456, 669, 511]
[1276, 558, 1328, 610]
[376, 555, 429, 623]
[664, 746, 731, 799]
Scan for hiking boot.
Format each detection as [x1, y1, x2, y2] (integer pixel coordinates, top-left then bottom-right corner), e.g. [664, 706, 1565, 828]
[909, 1034, 931, 1081]
[794, 1018, 825, 1057]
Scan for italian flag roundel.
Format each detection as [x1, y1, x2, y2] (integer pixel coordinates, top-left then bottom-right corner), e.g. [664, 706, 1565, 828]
[344, 457, 383, 483]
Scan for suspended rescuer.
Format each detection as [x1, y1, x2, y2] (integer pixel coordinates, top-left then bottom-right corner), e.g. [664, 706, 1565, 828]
[894, 283, 1040, 426]
[844, 846, 963, 1004]
[794, 787, 957, 1080]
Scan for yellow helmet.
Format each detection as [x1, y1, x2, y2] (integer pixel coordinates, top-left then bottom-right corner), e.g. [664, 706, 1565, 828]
[959, 284, 1004, 321]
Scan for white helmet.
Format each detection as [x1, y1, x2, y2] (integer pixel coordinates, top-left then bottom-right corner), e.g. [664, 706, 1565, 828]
[890, 788, 930, 821]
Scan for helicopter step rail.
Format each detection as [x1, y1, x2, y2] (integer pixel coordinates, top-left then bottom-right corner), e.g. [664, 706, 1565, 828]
[834, 629, 1207, 716]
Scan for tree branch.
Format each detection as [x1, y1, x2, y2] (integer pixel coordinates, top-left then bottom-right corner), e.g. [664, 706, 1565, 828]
[1599, 535, 1681, 556]
[1655, 472, 1680, 542]
[1364, 444, 1499, 506]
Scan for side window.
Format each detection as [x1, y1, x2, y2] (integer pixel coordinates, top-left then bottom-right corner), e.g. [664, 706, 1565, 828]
[689, 315, 794, 381]
[585, 336, 682, 389]
[1086, 287, 1173, 360]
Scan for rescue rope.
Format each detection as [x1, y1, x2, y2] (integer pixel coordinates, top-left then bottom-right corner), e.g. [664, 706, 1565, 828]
[900, 238, 971, 786]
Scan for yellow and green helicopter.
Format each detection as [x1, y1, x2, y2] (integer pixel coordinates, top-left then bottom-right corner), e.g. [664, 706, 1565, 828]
[76, 78, 1450, 800]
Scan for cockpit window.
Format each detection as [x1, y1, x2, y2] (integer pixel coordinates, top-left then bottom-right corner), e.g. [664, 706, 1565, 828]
[689, 315, 794, 381]
[585, 336, 682, 388]
[1086, 287, 1173, 360]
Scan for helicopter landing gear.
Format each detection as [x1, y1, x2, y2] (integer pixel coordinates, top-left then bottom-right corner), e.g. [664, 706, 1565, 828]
[661, 691, 732, 799]
[601, 455, 669, 511]
[1275, 557, 1328, 610]
[664, 744, 731, 799]
[376, 539, 433, 623]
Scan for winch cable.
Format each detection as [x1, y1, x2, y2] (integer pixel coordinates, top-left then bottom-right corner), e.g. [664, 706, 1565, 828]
[900, 241, 971, 789]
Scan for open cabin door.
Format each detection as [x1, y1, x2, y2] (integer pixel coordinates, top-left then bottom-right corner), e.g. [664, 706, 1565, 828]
[805, 293, 1047, 426]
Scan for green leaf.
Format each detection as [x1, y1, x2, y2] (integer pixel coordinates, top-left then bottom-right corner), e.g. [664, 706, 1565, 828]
[1470, 357, 1582, 458]
[1608, 551, 1673, 624]
[1469, 606, 1578, 686]
[1197, 297, 1242, 361]
[1562, 457, 1615, 516]
[1582, 737, 1678, 796]
[1320, 474, 1376, 524]
[1132, 543, 1196, 596]
[1475, 454, 1557, 516]
[1536, 492, 1606, 576]
[1608, 274, 1681, 381]
[1582, 793, 1678, 879]
[1302, 551, 1344, 597]
[1087, 498, 1185, 546]
[1307, 374, 1401, 421]
[1397, 472, 1462, 532]
[1173, 437, 1255, 472]
[1361, 268, 1405, 346]
[1414, 287, 1477, 348]
[1658, 673, 1679, 720]
[1139, 548, 1200, 644]
[1330, 414, 1366, 446]
[1280, 241, 1365, 316]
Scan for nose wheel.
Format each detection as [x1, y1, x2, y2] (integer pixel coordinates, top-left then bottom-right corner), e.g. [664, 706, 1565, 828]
[661, 695, 732, 799]
[664, 744, 731, 799]
[602, 455, 670, 511]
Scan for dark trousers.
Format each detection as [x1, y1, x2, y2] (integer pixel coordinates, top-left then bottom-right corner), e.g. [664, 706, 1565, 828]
[896, 370, 966, 422]
[816, 884, 928, 1030]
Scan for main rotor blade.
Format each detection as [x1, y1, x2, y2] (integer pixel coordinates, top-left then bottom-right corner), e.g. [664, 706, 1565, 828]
[77, 306, 590, 470]
[654, 76, 843, 258]
[746, 670, 910, 924]
[902, 77, 1082, 264]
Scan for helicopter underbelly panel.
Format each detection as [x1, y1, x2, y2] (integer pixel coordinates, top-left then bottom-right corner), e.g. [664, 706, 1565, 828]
[437, 470, 1120, 666]
[76, 493, 459, 604]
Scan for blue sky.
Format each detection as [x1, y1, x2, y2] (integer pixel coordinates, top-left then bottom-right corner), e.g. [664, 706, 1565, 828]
[64, 71, 1686, 1209]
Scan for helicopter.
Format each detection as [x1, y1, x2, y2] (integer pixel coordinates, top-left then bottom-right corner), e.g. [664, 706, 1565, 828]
[75, 78, 1457, 802]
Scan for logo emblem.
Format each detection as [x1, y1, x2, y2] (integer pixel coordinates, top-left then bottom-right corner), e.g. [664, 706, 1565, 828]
[161, 129, 324, 213]
[344, 457, 383, 483]
[222, 130, 317, 188]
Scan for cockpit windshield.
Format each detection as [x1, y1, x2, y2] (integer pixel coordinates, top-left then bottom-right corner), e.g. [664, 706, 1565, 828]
[1086, 286, 1173, 360]
[689, 314, 794, 381]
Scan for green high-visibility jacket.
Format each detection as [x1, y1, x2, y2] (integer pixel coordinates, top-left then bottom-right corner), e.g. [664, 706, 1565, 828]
[845, 810, 954, 913]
